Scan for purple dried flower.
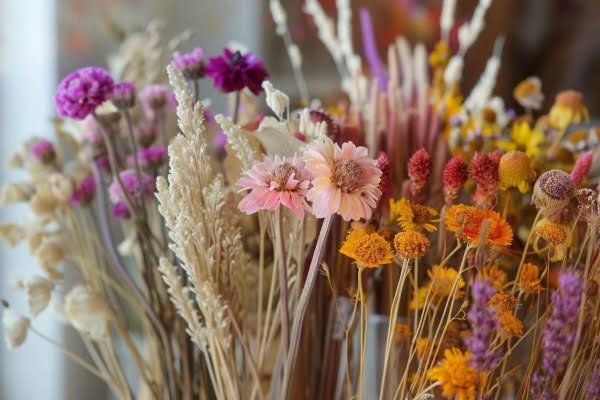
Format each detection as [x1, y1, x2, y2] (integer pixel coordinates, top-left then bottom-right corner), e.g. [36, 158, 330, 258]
[108, 170, 155, 208]
[140, 85, 169, 110]
[531, 269, 582, 399]
[54, 67, 114, 120]
[30, 139, 56, 163]
[172, 48, 205, 80]
[585, 356, 600, 399]
[465, 279, 502, 371]
[112, 202, 131, 219]
[69, 176, 96, 207]
[128, 146, 167, 169]
[111, 82, 136, 109]
[214, 130, 227, 151]
[134, 123, 158, 148]
[95, 154, 111, 173]
[205, 48, 268, 95]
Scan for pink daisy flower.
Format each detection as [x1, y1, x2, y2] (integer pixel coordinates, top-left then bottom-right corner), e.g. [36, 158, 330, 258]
[303, 137, 382, 221]
[236, 155, 311, 220]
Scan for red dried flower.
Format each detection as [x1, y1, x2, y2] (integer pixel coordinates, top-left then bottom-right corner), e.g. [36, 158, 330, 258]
[443, 156, 468, 204]
[470, 152, 500, 208]
[470, 152, 499, 191]
[570, 151, 593, 187]
[408, 148, 431, 195]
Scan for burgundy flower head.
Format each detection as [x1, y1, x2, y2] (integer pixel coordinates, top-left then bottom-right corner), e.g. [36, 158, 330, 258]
[55, 67, 114, 120]
[205, 48, 268, 95]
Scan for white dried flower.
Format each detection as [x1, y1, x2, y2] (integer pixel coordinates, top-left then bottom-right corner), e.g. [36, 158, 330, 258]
[298, 108, 327, 140]
[457, 0, 492, 53]
[0, 183, 34, 206]
[304, 0, 343, 63]
[486, 97, 510, 129]
[20, 276, 55, 318]
[464, 41, 502, 113]
[262, 81, 290, 120]
[65, 285, 112, 340]
[2, 308, 30, 349]
[49, 173, 74, 204]
[34, 236, 64, 280]
[440, 0, 457, 40]
[287, 44, 302, 68]
[270, 0, 287, 34]
[0, 223, 25, 247]
[444, 56, 464, 87]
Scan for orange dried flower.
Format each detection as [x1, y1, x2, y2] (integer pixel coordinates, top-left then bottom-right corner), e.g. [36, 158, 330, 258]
[496, 312, 524, 337]
[393, 231, 430, 259]
[488, 293, 518, 313]
[518, 263, 542, 294]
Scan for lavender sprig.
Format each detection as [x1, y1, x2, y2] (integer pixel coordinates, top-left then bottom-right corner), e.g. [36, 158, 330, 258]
[465, 278, 502, 371]
[531, 269, 582, 399]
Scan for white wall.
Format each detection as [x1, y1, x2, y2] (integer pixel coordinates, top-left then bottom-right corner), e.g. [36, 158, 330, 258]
[0, 0, 66, 399]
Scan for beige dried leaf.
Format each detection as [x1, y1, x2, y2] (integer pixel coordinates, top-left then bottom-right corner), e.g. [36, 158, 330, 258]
[2, 308, 30, 349]
[65, 285, 112, 340]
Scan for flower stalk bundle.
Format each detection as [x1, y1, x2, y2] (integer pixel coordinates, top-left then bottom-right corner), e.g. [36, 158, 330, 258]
[1, 1, 600, 399]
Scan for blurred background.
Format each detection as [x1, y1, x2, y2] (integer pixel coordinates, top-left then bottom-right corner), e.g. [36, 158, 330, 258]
[1, 0, 599, 398]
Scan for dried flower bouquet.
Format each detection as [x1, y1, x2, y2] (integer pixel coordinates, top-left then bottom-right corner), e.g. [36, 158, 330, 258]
[2, 1, 600, 399]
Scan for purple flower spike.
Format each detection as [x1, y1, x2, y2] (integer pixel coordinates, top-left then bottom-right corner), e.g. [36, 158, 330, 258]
[173, 48, 205, 80]
[465, 279, 502, 371]
[205, 48, 268, 95]
[54, 67, 114, 120]
[30, 139, 56, 163]
[531, 269, 582, 399]
[111, 82, 136, 109]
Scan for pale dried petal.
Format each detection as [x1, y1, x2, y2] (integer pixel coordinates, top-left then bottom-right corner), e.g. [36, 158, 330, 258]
[65, 285, 112, 340]
[49, 173, 74, 204]
[0, 223, 25, 247]
[0, 183, 34, 206]
[34, 237, 64, 280]
[22, 276, 55, 317]
[2, 309, 30, 349]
